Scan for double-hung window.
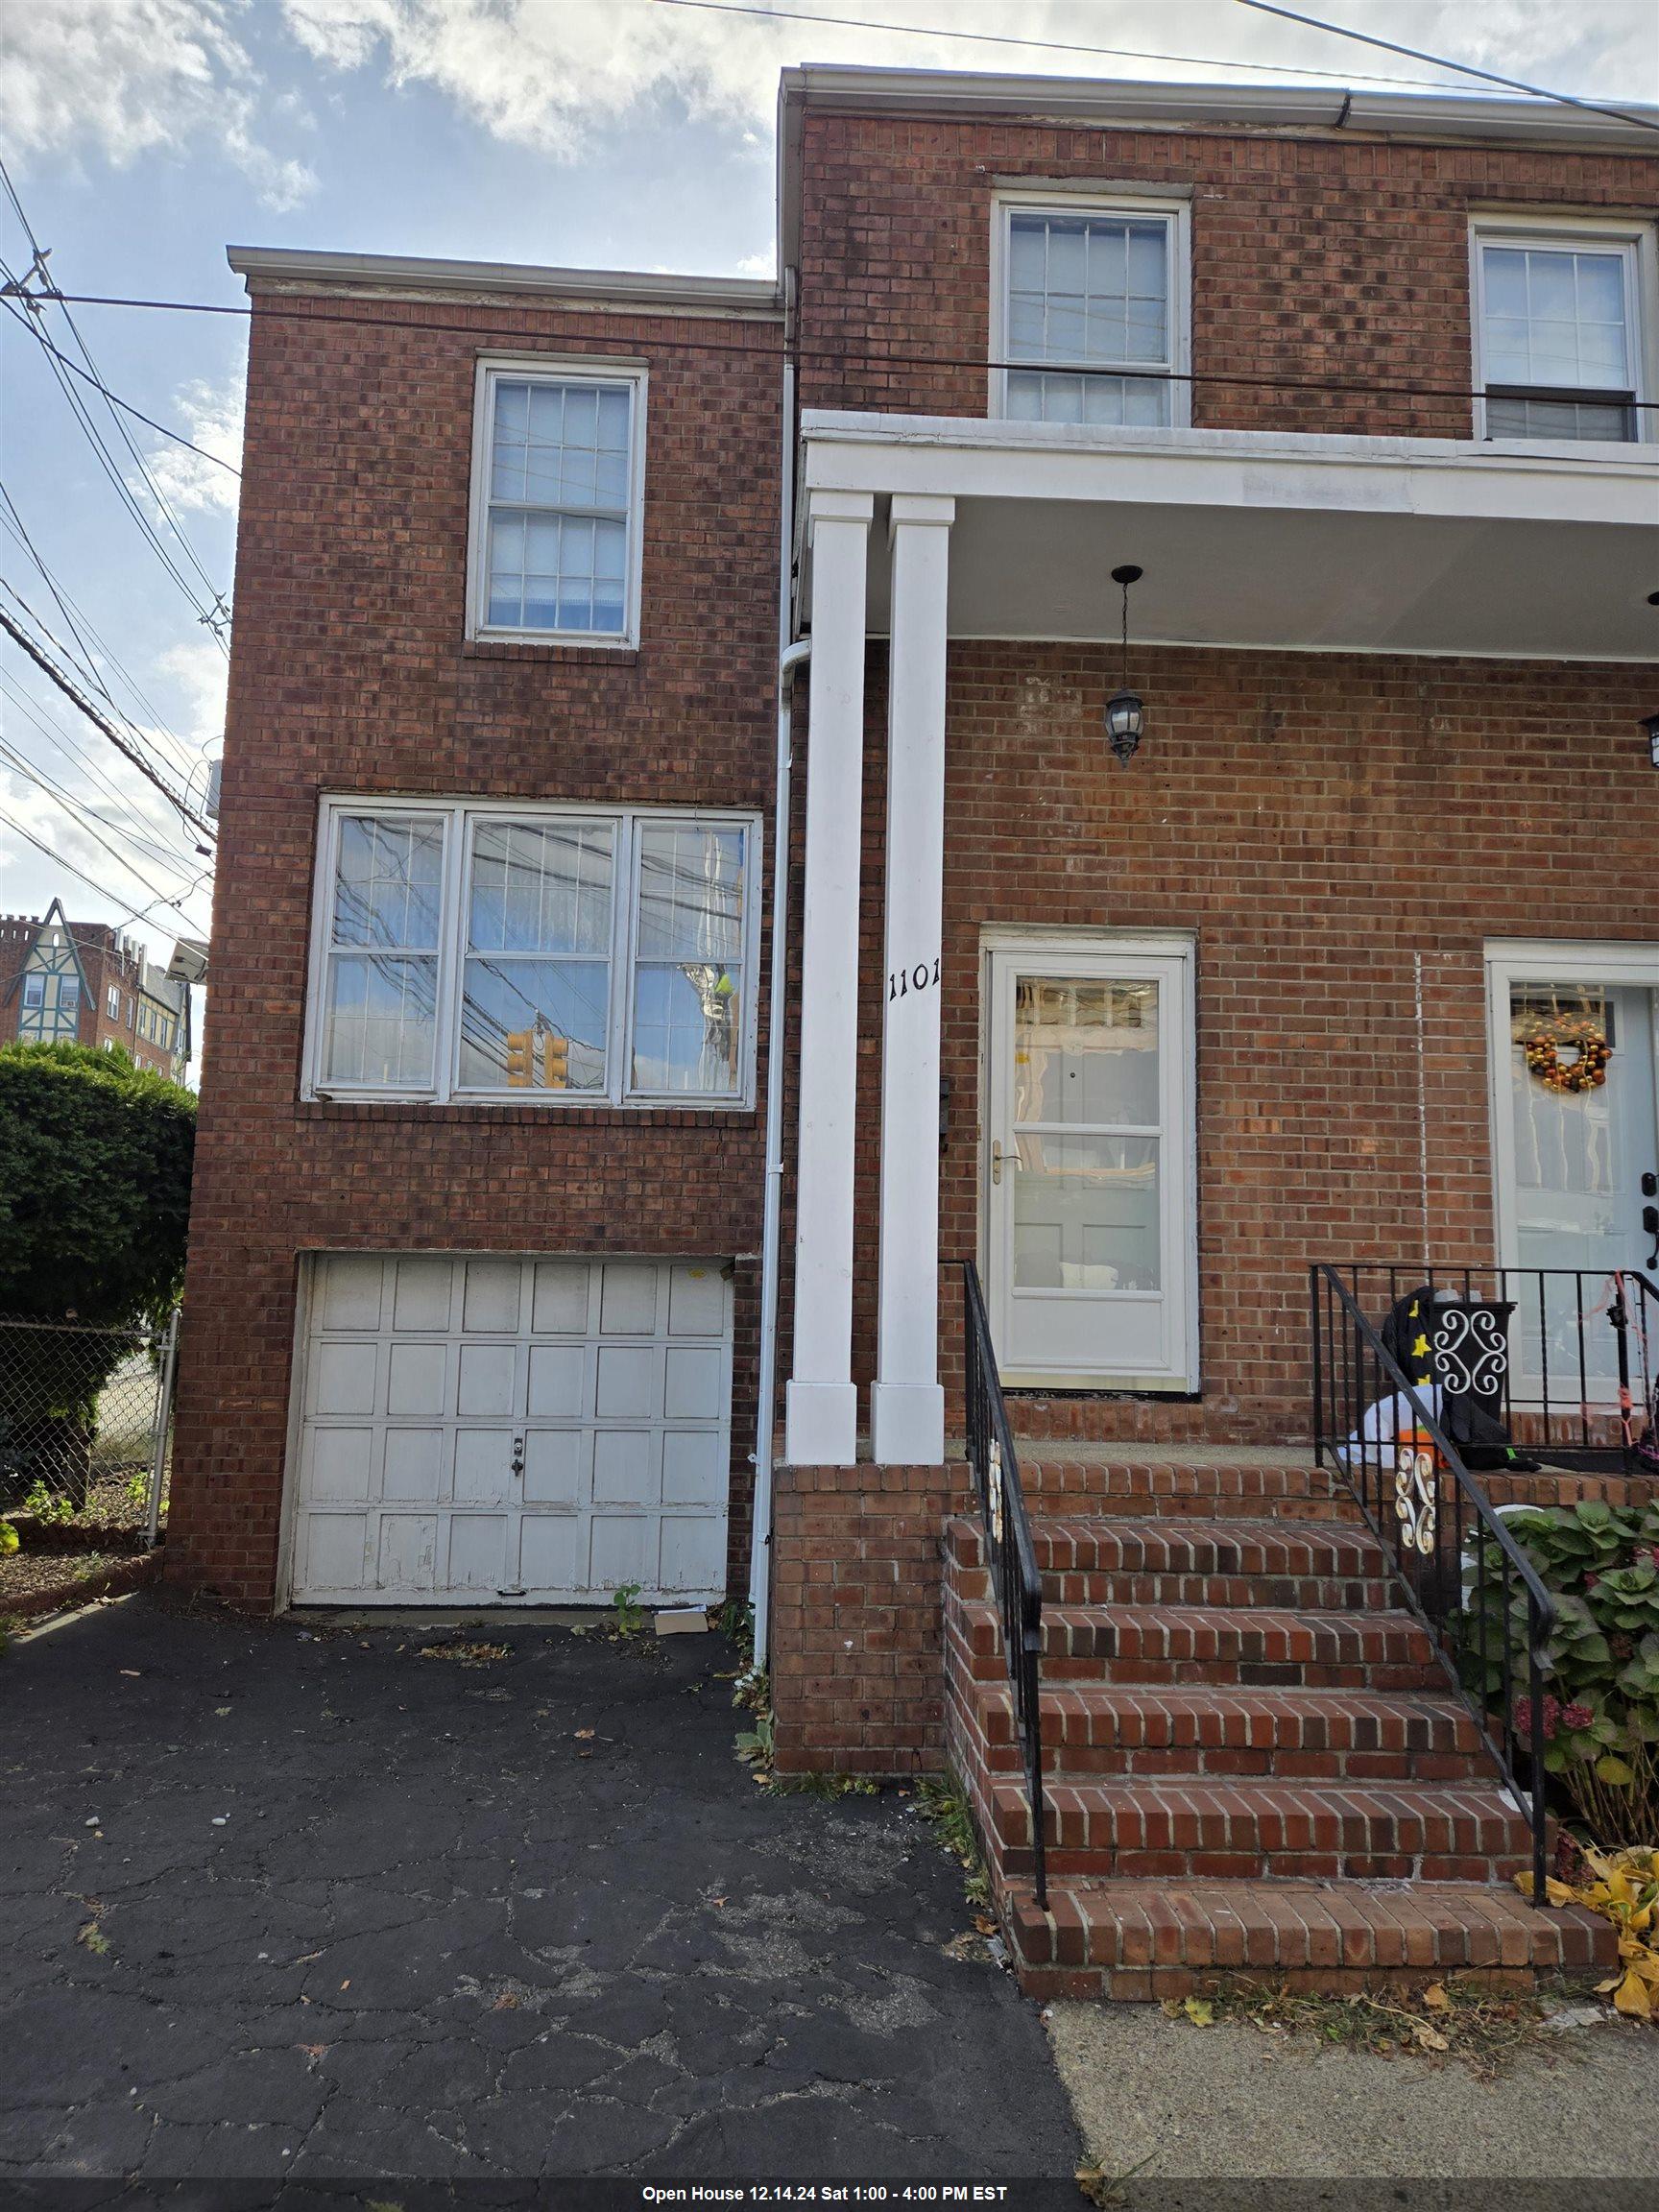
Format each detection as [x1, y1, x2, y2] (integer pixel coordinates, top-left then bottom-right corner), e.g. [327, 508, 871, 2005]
[468, 358, 645, 645]
[107, 985, 120, 1020]
[1474, 223, 1649, 443]
[994, 193, 1188, 428]
[306, 799, 757, 1107]
[22, 974, 43, 1010]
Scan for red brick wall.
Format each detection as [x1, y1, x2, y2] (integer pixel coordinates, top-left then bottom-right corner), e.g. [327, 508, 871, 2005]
[769, 1460, 973, 1774]
[168, 286, 782, 1605]
[796, 109, 1659, 433]
[827, 645, 1656, 1446]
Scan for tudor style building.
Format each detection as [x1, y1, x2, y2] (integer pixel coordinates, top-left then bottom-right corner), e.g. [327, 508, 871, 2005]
[169, 65, 1657, 1991]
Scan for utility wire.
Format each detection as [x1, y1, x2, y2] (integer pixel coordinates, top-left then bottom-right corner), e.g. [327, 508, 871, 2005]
[0, 598, 216, 837]
[34, 290, 1659, 415]
[1233, 1, 1659, 134]
[0, 667, 204, 867]
[0, 562, 200, 785]
[0, 291, 240, 478]
[649, 0, 1479, 94]
[0, 733, 207, 910]
[0, 812, 211, 931]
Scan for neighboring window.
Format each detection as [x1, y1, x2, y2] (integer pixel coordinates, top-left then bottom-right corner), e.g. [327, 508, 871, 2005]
[107, 985, 120, 1020]
[469, 362, 644, 645]
[60, 979, 79, 1016]
[995, 196, 1187, 427]
[1475, 229, 1646, 442]
[308, 802, 757, 1106]
[22, 974, 43, 1009]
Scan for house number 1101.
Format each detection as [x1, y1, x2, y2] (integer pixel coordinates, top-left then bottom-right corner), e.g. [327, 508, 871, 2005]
[888, 957, 941, 1001]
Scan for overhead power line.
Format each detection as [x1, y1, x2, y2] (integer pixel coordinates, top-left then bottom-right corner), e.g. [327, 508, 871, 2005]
[0, 597, 216, 839]
[33, 289, 1659, 417]
[0, 730, 208, 912]
[649, 0, 1478, 94]
[0, 811, 212, 933]
[0, 292, 240, 477]
[1232, 1, 1659, 134]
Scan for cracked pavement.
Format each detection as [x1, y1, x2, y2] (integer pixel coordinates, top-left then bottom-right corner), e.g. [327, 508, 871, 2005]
[0, 1596, 1079, 2191]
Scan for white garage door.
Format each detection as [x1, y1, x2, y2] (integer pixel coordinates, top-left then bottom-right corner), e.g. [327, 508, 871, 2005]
[289, 1254, 733, 1605]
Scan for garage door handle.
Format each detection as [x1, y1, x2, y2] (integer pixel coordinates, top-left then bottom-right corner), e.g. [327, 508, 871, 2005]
[511, 1435, 525, 1479]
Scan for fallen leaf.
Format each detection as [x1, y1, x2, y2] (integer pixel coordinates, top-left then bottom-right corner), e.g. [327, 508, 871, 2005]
[293, 1950, 323, 1964]
[574, 1727, 595, 1741]
[492, 1993, 519, 2011]
[118, 1670, 141, 1678]
[215, 1707, 231, 1717]
[1422, 1984, 1452, 2010]
[1410, 2021, 1450, 2051]
[77, 1922, 109, 1956]
[298, 2043, 328, 2060]
[710, 1896, 728, 1910]
[339, 1979, 350, 1991]
[1181, 1996, 1214, 2028]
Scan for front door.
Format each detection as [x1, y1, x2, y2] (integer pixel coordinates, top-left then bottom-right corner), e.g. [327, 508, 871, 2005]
[984, 940, 1195, 1389]
[1488, 945, 1659, 1397]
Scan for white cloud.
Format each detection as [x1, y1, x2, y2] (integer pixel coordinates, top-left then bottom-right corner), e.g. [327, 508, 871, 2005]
[132, 373, 246, 520]
[155, 638, 230, 753]
[0, 0, 317, 206]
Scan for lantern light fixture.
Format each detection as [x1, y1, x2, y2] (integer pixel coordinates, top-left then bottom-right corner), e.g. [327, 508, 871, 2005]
[1105, 564, 1144, 764]
[1643, 710, 1659, 770]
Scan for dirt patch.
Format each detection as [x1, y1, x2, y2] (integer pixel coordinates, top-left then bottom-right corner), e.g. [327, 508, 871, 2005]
[0, 1548, 159, 1623]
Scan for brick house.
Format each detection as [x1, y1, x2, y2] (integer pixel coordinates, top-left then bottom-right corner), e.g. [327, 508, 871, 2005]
[169, 67, 1657, 1991]
[1, 902, 191, 1082]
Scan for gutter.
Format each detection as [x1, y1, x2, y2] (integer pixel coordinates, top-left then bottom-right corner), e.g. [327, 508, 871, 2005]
[748, 313, 808, 1670]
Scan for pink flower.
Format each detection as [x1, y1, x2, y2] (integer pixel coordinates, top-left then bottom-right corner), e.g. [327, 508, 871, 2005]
[1583, 1571, 1600, 1589]
[1561, 1702, 1595, 1732]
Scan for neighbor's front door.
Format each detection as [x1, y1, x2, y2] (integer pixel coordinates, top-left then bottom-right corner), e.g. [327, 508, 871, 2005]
[984, 941, 1195, 1389]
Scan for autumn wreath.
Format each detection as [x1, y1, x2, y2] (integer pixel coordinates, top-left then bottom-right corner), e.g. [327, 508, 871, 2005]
[1519, 1013, 1612, 1094]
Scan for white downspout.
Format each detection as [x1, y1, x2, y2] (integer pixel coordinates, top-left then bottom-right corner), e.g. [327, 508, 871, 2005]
[748, 340, 807, 1671]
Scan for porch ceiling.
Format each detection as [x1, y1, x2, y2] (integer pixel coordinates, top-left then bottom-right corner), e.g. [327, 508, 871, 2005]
[801, 412, 1659, 662]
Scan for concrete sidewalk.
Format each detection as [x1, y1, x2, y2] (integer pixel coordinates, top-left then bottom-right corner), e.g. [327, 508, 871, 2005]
[0, 1596, 1079, 2185]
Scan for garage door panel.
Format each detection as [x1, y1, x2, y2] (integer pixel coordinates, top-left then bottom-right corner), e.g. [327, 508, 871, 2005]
[463, 1258, 522, 1334]
[527, 1343, 585, 1417]
[659, 1514, 725, 1593]
[305, 1427, 373, 1502]
[599, 1262, 659, 1335]
[387, 1341, 447, 1418]
[381, 1427, 444, 1503]
[301, 1512, 372, 1591]
[447, 1513, 510, 1592]
[457, 1341, 518, 1417]
[393, 1256, 454, 1332]
[531, 1262, 590, 1334]
[292, 1255, 730, 1605]
[661, 1429, 722, 1505]
[376, 1512, 437, 1592]
[521, 1428, 583, 1506]
[592, 1429, 656, 1505]
[453, 1427, 513, 1503]
[311, 1338, 379, 1416]
[595, 1344, 658, 1416]
[667, 1264, 725, 1335]
[589, 1512, 653, 1590]
[321, 1255, 385, 1332]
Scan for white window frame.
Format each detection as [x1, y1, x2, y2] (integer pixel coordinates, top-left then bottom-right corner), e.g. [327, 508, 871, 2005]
[106, 985, 120, 1020]
[465, 354, 648, 650]
[1469, 213, 1656, 446]
[302, 795, 760, 1110]
[21, 973, 43, 1009]
[989, 186, 1191, 428]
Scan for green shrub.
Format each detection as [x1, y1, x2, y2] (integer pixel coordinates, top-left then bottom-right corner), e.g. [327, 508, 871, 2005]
[1460, 1500, 1659, 1844]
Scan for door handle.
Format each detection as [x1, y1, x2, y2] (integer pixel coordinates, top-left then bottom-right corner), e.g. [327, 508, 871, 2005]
[1644, 1204, 1659, 1271]
[510, 1435, 525, 1479]
[991, 1140, 1003, 1187]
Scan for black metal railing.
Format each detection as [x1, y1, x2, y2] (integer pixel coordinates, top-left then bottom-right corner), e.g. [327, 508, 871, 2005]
[1316, 1263, 1658, 1475]
[1310, 1264, 1556, 1901]
[962, 1261, 1046, 1910]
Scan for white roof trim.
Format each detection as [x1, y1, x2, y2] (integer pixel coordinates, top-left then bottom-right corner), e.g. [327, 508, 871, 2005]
[227, 247, 783, 320]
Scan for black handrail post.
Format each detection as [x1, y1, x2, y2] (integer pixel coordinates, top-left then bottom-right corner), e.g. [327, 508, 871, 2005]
[1309, 1264, 1324, 1476]
[1609, 1278, 1632, 1475]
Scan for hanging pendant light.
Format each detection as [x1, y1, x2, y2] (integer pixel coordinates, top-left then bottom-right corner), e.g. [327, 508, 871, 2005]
[1105, 564, 1145, 763]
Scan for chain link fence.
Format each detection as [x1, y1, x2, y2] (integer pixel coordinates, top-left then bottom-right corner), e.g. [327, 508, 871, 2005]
[0, 1312, 179, 1537]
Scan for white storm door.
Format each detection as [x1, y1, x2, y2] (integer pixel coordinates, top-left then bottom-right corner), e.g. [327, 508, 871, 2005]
[1489, 949, 1659, 1400]
[985, 942, 1195, 1388]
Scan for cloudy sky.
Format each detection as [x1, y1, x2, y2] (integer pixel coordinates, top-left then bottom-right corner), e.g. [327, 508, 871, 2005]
[2, 0, 1655, 1006]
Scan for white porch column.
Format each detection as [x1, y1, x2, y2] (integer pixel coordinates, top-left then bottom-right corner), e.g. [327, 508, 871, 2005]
[784, 489, 875, 1467]
[870, 493, 954, 1467]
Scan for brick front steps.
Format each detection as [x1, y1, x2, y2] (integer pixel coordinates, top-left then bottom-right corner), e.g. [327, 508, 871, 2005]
[944, 1450, 1617, 1999]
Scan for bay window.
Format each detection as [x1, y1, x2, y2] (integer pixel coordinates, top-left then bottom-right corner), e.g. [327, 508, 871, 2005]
[307, 800, 757, 1106]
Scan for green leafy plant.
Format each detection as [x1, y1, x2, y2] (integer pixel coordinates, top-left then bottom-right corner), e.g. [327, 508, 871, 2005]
[1457, 1500, 1659, 1842]
[21, 1479, 76, 1527]
[914, 1772, 993, 1911]
[609, 1582, 645, 1635]
[0, 1518, 17, 1557]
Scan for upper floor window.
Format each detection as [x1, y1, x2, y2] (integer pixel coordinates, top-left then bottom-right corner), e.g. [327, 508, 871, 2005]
[60, 978, 78, 1015]
[22, 974, 43, 1009]
[1474, 224, 1649, 443]
[467, 359, 646, 647]
[107, 985, 120, 1020]
[993, 193, 1189, 429]
[305, 798, 757, 1108]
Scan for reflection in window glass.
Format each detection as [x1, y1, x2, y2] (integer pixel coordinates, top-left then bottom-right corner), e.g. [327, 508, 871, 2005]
[484, 377, 633, 635]
[631, 824, 746, 1094]
[323, 815, 444, 1088]
[1014, 977, 1160, 1126]
[1013, 1133, 1161, 1291]
[1480, 243, 1637, 442]
[460, 821, 614, 1092]
[1005, 210, 1172, 427]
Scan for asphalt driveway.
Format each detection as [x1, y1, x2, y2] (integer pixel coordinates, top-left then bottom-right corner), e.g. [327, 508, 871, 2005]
[0, 1595, 1077, 2195]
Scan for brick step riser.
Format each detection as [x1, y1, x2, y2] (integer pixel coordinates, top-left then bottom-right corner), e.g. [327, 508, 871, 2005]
[999, 1846, 1531, 1885]
[969, 1712, 1485, 1785]
[950, 1620, 1445, 1695]
[1039, 1571, 1395, 1610]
